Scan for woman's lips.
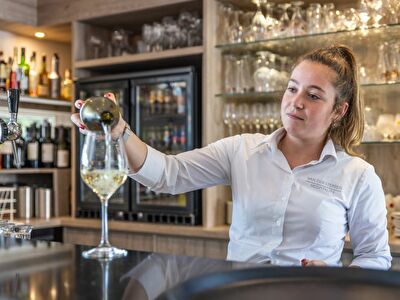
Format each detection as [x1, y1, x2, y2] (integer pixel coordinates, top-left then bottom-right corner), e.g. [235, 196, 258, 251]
[287, 113, 304, 121]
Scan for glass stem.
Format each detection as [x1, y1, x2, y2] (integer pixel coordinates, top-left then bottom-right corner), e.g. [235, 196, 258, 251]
[99, 200, 111, 247]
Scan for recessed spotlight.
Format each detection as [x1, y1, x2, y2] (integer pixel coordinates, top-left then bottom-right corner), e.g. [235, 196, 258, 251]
[34, 32, 45, 38]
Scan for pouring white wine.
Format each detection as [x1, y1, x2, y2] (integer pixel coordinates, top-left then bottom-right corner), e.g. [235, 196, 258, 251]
[81, 169, 127, 202]
[80, 96, 129, 259]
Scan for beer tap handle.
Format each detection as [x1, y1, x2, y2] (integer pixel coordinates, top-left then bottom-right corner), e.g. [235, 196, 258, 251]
[6, 89, 22, 168]
[7, 89, 19, 121]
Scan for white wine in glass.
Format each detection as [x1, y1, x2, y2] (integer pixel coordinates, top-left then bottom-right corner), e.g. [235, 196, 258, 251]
[81, 129, 128, 259]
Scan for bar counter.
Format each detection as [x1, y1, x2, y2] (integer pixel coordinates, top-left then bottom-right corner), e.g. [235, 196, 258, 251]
[20, 217, 400, 253]
[2, 238, 400, 300]
[0, 237, 257, 300]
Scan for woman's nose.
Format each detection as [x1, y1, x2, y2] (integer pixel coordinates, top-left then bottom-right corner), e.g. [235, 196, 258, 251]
[292, 93, 305, 109]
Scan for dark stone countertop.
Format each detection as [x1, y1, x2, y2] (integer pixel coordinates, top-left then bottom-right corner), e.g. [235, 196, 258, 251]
[2, 237, 400, 300]
[0, 237, 256, 300]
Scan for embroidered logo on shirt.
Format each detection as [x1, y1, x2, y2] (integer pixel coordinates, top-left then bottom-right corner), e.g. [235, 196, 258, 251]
[305, 177, 342, 194]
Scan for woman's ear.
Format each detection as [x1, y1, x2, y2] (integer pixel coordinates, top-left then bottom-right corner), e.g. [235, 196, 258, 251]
[334, 102, 349, 121]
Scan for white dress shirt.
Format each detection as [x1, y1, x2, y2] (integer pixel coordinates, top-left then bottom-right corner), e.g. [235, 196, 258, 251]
[129, 128, 392, 270]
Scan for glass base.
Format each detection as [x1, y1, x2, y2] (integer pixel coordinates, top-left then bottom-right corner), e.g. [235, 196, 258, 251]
[82, 245, 127, 259]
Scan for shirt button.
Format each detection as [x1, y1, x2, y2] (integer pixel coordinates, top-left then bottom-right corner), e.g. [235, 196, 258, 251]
[275, 218, 281, 225]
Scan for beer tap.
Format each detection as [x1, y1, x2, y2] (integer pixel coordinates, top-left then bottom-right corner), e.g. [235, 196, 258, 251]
[0, 89, 22, 168]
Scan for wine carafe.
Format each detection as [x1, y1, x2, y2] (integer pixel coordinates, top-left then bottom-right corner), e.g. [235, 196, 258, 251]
[80, 96, 120, 131]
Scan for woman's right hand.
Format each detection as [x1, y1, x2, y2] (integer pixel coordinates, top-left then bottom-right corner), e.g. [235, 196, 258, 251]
[70, 92, 127, 138]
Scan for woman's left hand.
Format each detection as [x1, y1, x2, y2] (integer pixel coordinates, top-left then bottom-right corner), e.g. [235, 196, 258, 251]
[301, 259, 327, 267]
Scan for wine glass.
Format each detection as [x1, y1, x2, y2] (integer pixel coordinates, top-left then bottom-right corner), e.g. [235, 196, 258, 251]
[81, 130, 128, 259]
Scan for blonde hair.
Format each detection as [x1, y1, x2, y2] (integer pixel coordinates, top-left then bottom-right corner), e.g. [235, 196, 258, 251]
[294, 45, 364, 157]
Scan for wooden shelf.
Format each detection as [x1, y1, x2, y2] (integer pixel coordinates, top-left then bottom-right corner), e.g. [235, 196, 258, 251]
[0, 94, 71, 112]
[74, 46, 203, 69]
[0, 168, 69, 175]
[0, 168, 71, 217]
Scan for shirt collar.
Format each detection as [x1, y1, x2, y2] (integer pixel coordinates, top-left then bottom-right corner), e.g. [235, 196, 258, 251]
[250, 128, 338, 162]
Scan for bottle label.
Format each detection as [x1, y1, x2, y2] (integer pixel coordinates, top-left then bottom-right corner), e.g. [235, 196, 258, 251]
[1, 141, 13, 154]
[41, 143, 54, 163]
[50, 78, 60, 98]
[38, 84, 49, 97]
[27, 142, 39, 160]
[20, 75, 28, 90]
[57, 149, 69, 167]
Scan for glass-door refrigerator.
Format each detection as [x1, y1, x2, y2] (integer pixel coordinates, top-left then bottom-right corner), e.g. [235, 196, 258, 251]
[75, 67, 201, 225]
[130, 67, 201, 225]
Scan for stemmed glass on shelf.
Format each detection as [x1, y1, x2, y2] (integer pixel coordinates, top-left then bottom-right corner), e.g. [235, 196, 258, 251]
[80, 129, 128, 259]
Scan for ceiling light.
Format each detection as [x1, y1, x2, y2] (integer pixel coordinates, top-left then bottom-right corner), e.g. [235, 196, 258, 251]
[34, 32, 45, 38]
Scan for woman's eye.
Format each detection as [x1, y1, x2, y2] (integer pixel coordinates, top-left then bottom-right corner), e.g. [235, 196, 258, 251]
[309, 93, 320, 100]
[287, 86, 296, 93]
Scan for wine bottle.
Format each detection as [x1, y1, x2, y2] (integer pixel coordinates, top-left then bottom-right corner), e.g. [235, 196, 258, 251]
[0, 51, 6, 93]
[0, 140, 13, 169]
[18, 47, 30, 96]
[26, 124, 40, 168]
[5, 57, 12, 90]
[56, 126, 70, 168]
[48, 53, 60, 99]
[40, 120, 54, 168]
[80, 96, 120, 131]
[29, 52, 38, 97]
[9, 47, 18, 89]
[37, 54, 49, 97]
[61, 69, 73, 100]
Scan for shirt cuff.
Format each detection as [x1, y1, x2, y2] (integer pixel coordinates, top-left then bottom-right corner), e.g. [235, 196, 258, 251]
[128, 145, 165, 188]
[349, 256, 391, 270]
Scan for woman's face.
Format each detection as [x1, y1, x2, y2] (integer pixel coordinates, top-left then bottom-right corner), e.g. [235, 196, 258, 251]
[281, 60, 342, 143]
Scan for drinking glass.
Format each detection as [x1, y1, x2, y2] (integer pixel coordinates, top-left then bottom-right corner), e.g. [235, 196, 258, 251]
[277, 3, 291, 36]
[251, 0, 268, 41]
[290, 1, 307, 36]
[358, 0, 371, 29]
[81, 131, 128, 259]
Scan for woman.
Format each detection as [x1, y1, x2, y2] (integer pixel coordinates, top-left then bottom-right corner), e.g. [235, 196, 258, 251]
[71, 45, 391, 269]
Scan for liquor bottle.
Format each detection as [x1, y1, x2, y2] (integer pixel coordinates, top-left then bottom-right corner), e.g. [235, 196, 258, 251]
[171, 125, 180, 154]
[149, 89, 156, 115]
[18, 47, 30, 96]
[173, 85, 186, 114]
[29, 52, 38, 97]
[37, 54, 49, 97]
[163, 125, 171, 153]
[26, 124, 40, 168]
[55, 126, 70, 168]
[5, 57, 12, 90]
[40, 120, 54, 168]
[61, 69, 73, 100]
[0, 51, 6, 93]
[48, 53, 60, 99]
[156, 88, 164, 114]
[9, 47, 19, 89]
[0, 141, 14, 169]
[164, 85, 173, 114]
[180, 125, 186, 151]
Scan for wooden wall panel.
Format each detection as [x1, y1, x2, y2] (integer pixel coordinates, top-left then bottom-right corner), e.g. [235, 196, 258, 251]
[202, 0, 230, 228]
[0, 0, 37, 25]
[63, 227, 229, 259]
[359, 144, 400, 195]
[37, 0, 196, 26]
[155, 236, 205, 257]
